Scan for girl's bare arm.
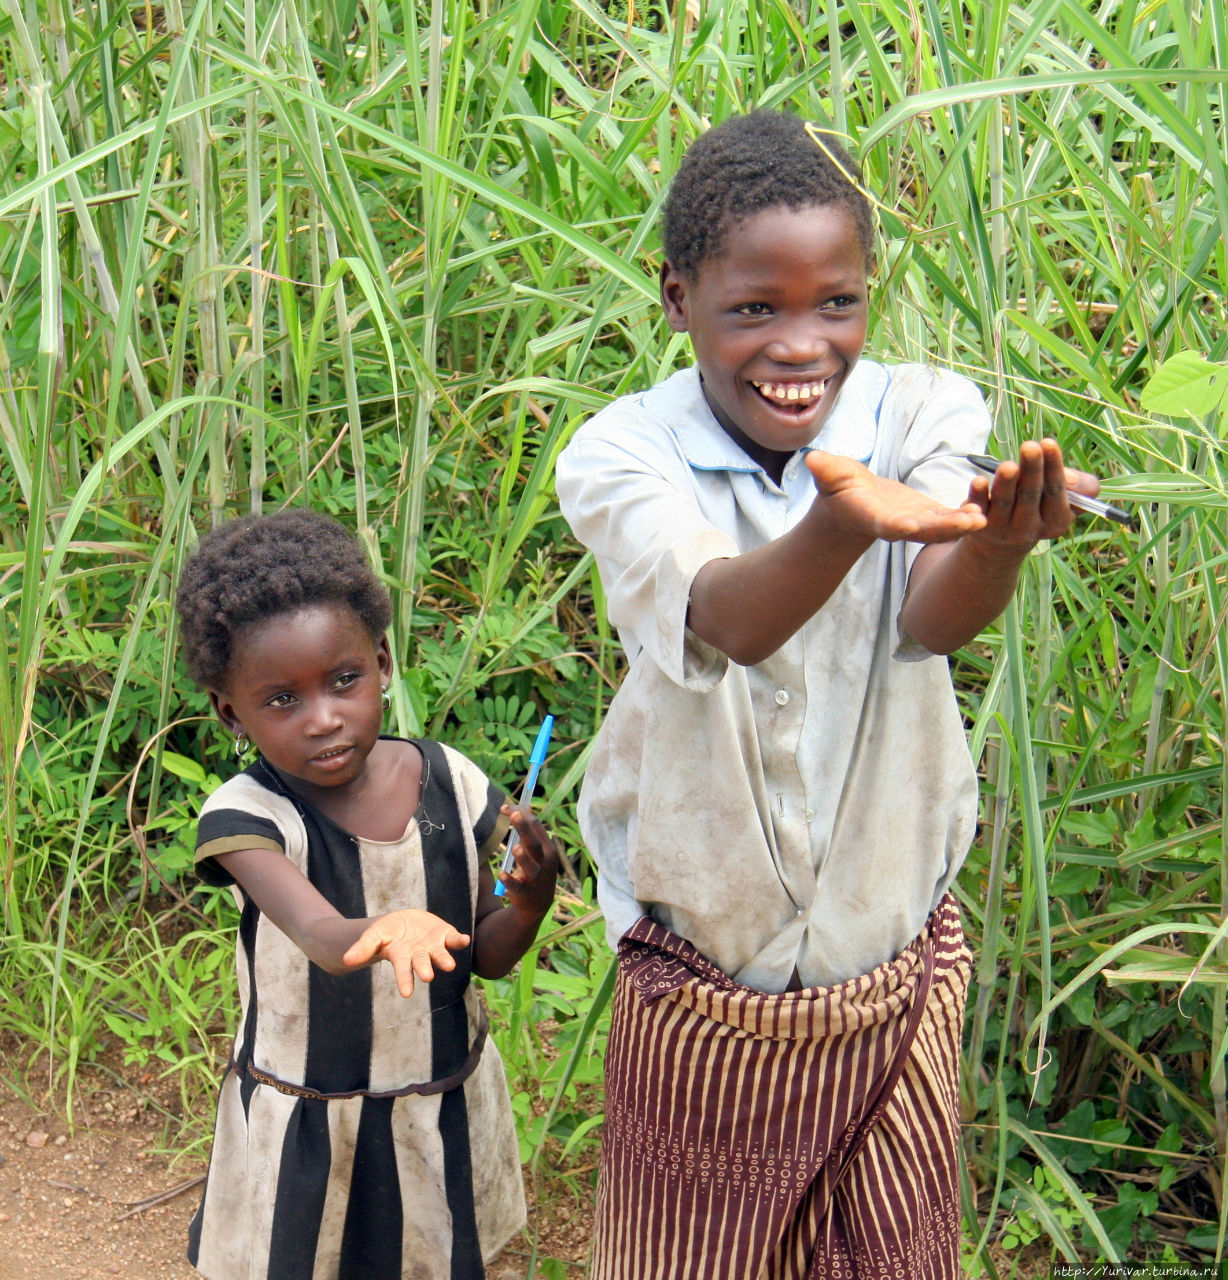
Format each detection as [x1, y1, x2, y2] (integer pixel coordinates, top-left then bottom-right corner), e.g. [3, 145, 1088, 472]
[213, 847, 468, 997]
[472, 806, 559, 980]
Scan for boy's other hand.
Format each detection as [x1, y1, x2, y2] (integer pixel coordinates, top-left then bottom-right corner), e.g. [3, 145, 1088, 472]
[965, 438, 1100, 553]
[805, 450, 987, 543]
[342, 908, 470, 998]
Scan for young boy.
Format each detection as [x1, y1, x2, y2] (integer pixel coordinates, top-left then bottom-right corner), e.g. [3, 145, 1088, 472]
[556, 110, 1099, 1279]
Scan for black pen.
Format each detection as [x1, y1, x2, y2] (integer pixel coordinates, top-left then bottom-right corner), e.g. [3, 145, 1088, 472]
[965, 454, 1135, 528]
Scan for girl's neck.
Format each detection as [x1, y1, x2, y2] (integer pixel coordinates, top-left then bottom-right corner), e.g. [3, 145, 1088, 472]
[263, 738, 424, 843]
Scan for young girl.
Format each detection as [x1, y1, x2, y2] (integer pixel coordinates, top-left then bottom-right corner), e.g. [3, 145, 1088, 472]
[175, 509, 558, 1280]
[556, 110, 1102, 1278]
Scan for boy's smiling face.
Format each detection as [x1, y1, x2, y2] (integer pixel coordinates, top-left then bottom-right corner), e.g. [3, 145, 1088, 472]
[661, 202, 869, 480]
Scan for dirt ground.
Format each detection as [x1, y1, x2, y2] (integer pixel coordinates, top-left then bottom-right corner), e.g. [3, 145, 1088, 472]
[0, 1047, 589, 1280]
[0, 1044, 1065, 1280]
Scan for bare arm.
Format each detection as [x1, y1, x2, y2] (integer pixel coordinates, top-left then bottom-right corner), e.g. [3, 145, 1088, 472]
[900, 438, 1100, 654]
[687, 449, 988, 666]
[213, 847, 469, 998]
[472, 805, 559, 980]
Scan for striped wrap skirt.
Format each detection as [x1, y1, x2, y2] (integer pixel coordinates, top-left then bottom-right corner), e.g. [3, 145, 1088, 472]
[590, 894, 971, 1280]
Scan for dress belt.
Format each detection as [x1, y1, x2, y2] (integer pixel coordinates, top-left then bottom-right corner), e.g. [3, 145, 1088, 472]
[228, 1011, 487, 1102]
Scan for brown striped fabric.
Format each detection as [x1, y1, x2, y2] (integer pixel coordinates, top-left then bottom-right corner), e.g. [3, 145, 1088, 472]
[591, 894, 970, 1280]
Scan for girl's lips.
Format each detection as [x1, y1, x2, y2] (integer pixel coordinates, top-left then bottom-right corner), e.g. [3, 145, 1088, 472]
[310, 745, 354, 769]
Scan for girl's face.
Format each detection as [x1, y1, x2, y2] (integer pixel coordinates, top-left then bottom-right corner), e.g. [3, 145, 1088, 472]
[210, 602, 391, 795]
[661, 202, 869, 480]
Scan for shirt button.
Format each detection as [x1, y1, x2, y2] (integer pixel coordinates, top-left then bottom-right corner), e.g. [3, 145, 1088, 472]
[774, 689, 790, 706]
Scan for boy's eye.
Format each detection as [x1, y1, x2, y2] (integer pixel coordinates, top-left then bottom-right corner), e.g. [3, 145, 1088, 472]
[734, 302, 773, 317]
[823, 294, 860, 310]
[267, 692, 296, 708]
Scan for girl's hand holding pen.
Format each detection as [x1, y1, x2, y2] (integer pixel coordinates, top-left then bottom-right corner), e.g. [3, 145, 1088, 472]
[496, 804, 559, 918]
[342, 908, 471, 998]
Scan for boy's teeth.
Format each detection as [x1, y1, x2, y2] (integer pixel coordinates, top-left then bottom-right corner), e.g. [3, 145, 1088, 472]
[754, 379, 829, 404]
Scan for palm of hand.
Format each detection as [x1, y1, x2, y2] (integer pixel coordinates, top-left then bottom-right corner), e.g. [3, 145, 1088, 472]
[806, 451, 985, 543]
[344, 908, 469, 998]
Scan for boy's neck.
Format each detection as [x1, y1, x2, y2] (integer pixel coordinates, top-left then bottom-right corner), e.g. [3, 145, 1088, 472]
[700, 373, 793, 484]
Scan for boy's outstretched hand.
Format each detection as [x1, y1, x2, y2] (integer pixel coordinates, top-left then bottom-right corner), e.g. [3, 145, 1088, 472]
[805, 449, 987, 543]
[342, 909, 471, 998]
[963, 437, 1099, 551]
[901, 437, 1103, 655]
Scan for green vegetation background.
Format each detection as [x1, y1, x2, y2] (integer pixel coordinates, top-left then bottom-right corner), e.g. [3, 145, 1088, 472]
[2, 0, 1227, 1271]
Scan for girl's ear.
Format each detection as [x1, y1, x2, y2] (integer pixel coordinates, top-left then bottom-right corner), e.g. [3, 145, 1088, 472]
[209, 688, 242, 736]
[660, 261, 691, 333]
[376, 634, 392, 683]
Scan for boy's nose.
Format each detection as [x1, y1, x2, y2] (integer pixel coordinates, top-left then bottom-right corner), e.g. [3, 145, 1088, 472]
[765, 318, 831, 364]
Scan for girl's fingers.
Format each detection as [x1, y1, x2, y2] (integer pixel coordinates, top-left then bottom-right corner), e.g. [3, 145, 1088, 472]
[342, 922, 383, 967]
[396, 932, 467, 997]
[390, 959, 417, 998]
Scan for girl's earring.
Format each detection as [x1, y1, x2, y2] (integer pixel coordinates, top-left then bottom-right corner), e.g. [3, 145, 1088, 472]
[381, 685, 391, 709]
[234, 732, 250, 759]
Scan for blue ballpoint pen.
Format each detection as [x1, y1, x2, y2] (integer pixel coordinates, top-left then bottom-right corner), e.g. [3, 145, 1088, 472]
[494, 714, 554, 897]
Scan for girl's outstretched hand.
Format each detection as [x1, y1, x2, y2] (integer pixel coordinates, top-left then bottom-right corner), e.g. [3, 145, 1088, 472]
[805, 449, 987, 543]
[342, 909, 470, 998]
[496, 805, 559, 918]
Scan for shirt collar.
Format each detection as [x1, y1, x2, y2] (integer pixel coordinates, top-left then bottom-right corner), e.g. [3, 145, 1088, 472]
[670, 362, 887, 475]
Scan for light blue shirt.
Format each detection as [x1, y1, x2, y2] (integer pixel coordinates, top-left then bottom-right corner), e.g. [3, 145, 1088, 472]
[556, 361, 991, 990]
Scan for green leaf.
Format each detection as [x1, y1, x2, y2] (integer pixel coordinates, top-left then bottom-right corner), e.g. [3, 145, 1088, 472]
[1139, 352, 1228, 418]
[159, 752, 208, 786]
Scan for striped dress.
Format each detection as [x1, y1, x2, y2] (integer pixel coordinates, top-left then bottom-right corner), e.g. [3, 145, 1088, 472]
[187, 739, 525, 1280]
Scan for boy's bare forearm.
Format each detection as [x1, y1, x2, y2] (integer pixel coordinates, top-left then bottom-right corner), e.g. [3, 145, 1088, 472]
[687, 450, 986, 666]
[687, 509, 873, 666]
[900, 539, 1029, 654]
[901, 438, 1099, 653]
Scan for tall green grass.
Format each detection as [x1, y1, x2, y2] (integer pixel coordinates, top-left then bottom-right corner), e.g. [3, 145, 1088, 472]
[1, 0, 1225, 1268]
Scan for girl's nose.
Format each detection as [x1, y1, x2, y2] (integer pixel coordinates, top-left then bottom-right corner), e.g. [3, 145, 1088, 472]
[305, 697, 345, 734]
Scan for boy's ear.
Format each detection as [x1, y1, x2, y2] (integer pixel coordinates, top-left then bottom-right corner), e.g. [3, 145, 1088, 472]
[659, 261, 691, 333]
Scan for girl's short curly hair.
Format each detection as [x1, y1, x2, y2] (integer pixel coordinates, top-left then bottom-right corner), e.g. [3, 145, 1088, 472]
[176, 509, 392, 689]
[662, 109, 874, 278]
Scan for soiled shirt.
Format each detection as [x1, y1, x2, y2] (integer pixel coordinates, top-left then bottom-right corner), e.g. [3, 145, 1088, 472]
[556, 361, 990, 991]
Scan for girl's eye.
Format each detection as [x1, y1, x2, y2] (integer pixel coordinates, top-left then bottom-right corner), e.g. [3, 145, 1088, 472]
[267, 692, 296, 708]
[734, 302, 772, 317]
[823, 295, 860, 310]
[335, 671, 361, 689]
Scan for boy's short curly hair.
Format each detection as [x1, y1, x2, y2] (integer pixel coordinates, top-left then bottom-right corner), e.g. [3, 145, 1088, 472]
[176, 509, 392, 689]
[662, 109, 874, 277]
